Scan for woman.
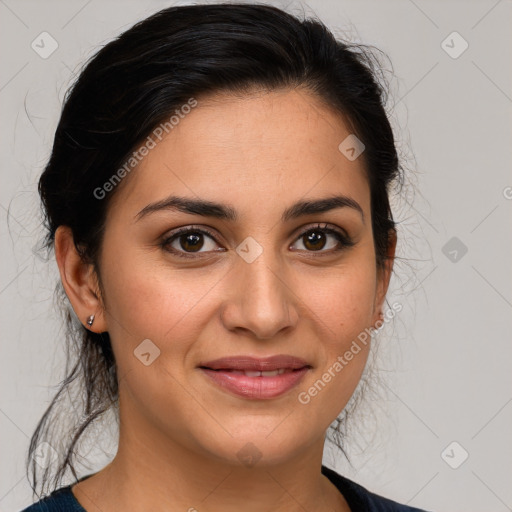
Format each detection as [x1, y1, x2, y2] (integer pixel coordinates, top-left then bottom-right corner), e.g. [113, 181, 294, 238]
[21, 3, 429, 511]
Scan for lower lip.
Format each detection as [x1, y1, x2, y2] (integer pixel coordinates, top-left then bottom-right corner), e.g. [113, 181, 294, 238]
[200, 368, 310, 399]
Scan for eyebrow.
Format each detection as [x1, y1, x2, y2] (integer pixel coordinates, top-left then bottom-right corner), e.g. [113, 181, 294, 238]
[135, 194, 365, 224]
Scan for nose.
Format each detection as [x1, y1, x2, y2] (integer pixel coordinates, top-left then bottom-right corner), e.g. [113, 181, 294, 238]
[220, 249, 299, 340]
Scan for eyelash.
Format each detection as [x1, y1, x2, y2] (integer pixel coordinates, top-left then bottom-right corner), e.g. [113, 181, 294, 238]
[160, 223, 355, 259]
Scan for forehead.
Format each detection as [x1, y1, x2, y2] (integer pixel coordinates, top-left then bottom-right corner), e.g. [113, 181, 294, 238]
[108, 88, 370, 221]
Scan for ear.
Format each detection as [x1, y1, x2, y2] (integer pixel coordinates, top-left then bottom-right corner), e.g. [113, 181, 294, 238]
[372, 228, 397, 329]
[54, 225, 108, 333]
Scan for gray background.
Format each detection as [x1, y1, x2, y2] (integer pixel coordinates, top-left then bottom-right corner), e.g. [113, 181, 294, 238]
[1, 0, 511, 511]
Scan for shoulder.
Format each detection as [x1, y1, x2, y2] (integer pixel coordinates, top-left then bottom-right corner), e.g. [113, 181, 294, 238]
[20, 485, 86, 512]
[321, 465, 432, 512]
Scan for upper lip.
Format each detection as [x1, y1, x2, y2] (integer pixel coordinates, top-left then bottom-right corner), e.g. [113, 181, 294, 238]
[199, 355, 311, 372]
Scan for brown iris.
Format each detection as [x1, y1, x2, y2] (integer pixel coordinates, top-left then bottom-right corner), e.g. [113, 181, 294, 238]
[302, 230, 327, 251]
[179, 233, 204, 252]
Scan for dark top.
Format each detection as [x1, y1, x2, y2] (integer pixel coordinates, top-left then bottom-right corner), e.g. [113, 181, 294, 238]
[20, 465, 430, 511]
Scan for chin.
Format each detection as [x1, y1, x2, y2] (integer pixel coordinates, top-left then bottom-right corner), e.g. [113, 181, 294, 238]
[198, 423, 317, 469]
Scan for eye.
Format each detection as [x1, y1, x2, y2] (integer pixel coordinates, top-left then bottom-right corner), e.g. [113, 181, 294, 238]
[161, 223, 354, 259]
[161, 226, 224, 258]
[290, 223, 354, 254]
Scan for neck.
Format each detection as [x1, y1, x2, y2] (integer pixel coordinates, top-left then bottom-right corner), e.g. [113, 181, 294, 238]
[72, 399, 349, 512]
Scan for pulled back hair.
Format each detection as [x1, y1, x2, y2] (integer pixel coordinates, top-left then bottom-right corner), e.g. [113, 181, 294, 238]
[28, 2, 403, 498]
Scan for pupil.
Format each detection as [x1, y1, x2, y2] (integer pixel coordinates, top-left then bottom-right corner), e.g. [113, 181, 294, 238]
[181, 233, 203, 252]
[304, 230, 325, 251]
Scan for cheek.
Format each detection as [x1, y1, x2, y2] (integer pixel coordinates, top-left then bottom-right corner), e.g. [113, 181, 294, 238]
[294, 263, 376, 408]
[100, 241, 222, 339]
[98, 248, 241, 408]
[299, 262, 377, 340]
[99, 252, 217, 433]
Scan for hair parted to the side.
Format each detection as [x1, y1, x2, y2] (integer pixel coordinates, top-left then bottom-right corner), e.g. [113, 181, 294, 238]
[28, 2, 404, 498]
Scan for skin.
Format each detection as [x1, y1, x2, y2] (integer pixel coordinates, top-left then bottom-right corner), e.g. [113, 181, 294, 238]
[55, 87, 396, 512]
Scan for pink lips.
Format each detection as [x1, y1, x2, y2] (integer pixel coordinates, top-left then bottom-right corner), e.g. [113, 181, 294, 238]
[198, 355, 311, 400]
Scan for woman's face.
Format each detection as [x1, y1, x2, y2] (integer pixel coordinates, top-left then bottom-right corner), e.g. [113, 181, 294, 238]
[94, 88, 394, 466]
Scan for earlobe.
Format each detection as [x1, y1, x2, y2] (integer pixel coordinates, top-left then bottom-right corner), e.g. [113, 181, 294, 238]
[54, 226, 108, 333]
[371, 309, 385, 332]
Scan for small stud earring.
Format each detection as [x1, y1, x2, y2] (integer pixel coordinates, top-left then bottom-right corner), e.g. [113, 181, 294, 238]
[373, 312, 384, 331]
[86, 314, 95, 327]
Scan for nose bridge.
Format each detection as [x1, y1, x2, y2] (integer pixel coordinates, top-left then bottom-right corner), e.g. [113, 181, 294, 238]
[221, 242, 298, 339]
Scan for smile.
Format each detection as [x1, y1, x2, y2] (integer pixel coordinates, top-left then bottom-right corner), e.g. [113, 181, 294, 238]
[198, 355, 312, 399]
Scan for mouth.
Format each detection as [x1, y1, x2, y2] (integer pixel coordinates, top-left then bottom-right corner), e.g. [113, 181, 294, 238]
[198, 354, 311, 372]
[201, 368, 302, 377]
[197, 355, 312, 400]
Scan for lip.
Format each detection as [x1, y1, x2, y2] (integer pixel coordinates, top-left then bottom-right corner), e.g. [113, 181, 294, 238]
[198, 355, 312, 400]
[198, 355, 310, 372]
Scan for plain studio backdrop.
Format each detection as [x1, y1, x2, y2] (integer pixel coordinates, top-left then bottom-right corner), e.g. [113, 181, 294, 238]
[0, 1, 511, 511]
